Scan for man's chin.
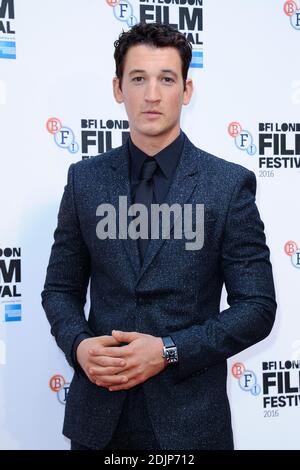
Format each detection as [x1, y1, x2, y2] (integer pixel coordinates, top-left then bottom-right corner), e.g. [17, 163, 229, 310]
[136, 125, 171, 138]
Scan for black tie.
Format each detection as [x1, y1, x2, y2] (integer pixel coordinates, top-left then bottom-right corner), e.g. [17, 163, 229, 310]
[133, 158, 158, 263]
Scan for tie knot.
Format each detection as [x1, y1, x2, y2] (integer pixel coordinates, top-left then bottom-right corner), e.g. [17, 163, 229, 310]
[140, 158, 158, 182]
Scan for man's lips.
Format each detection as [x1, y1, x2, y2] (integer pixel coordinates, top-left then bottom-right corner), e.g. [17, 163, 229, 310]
[142, 111, 162, 115]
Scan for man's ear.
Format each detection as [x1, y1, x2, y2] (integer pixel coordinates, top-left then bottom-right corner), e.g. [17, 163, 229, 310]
[113, 77, 123, 103]
[183, 78, 193, 106]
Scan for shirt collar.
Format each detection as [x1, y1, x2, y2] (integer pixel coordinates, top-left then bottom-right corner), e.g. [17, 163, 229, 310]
[129, 131, 185, 181]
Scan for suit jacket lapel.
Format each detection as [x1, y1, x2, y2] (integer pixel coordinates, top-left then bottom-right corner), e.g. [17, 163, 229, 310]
[108, 144, 141, 279]
[136, 137, 200, 286]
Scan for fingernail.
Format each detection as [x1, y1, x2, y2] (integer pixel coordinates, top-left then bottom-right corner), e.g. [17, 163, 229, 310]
[122, 377, 128, 383]
[120, 361, 125, 367]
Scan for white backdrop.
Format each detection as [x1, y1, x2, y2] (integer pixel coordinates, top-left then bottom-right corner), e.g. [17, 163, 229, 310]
[0, 0, 300, 450]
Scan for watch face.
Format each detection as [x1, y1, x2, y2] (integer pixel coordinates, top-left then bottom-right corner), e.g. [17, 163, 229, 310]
[166, 347, 178, 363]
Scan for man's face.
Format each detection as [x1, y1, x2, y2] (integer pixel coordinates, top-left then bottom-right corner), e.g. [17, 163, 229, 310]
[113, 45, 193, 146]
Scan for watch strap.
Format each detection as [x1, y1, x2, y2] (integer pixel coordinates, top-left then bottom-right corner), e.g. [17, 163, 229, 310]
[162, 336, 175, 348]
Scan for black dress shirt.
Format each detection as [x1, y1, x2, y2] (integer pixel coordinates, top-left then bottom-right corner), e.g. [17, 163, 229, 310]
[129, 130, 184, 205]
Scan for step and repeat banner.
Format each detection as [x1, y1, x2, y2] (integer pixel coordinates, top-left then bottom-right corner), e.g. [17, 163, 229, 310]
[0, 0, 299, 450]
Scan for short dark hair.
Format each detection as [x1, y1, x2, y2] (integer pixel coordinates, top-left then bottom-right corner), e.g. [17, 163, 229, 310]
[114, 22, 192, 89]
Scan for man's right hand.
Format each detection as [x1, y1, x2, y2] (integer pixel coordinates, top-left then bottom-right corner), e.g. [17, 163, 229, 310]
[76, 336, 129, 388]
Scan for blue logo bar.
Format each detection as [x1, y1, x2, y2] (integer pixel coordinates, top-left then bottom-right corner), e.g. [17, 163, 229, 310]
[0, 41, 16, 59]
[5, 304, 21, 322]
[191, 50, 203, 69]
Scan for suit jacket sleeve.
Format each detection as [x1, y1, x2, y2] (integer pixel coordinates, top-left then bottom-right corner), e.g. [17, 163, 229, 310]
[41, 164, 94, 368]
[171, 169, 276, 382]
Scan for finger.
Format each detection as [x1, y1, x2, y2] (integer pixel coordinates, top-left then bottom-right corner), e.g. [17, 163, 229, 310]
[98, 336, 121, 347]
[96, 374, 128, 385]
[112, 330, 140, 343]
[92, 345, 129, 358]
[88, 336, 121, 355]
[95, 382, 109, 389]
[89, 356, 126, 368]
[118, 368, 141, 381]
[105, 365, 144, 390]
[88, 366, 126, 376]
[111, 362, 137, 378]
[108, 378, 140, 392]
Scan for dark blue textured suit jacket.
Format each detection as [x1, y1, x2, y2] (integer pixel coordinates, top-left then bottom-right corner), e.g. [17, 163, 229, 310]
[42, 135, 276, 450]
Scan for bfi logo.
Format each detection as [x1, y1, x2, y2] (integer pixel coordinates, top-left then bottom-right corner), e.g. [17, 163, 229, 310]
[284, 240, 300, 269]
[46, 117, 79, 155]
[49, 374, 70, 405]
[232, 362, 261, 396]
[107, 0, 138, 28]
[283, 1, 300, 30]
[228, 121, 257, 156]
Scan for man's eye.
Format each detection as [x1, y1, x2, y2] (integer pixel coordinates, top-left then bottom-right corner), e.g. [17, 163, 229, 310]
[163, 77, 175, 84]
[132, 77, 144, 83]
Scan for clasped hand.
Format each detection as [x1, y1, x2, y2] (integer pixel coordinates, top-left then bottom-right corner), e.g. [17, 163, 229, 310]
[76, 330, 166, 392]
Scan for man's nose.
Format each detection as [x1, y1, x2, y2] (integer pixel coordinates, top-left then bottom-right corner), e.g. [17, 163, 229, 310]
[144, 81, 161, 102]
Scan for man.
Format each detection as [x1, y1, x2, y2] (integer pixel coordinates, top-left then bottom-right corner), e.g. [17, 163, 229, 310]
[42, 23, 276, 450]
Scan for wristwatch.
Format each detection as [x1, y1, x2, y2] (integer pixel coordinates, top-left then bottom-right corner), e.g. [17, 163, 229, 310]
[162, 336, 178, 364]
